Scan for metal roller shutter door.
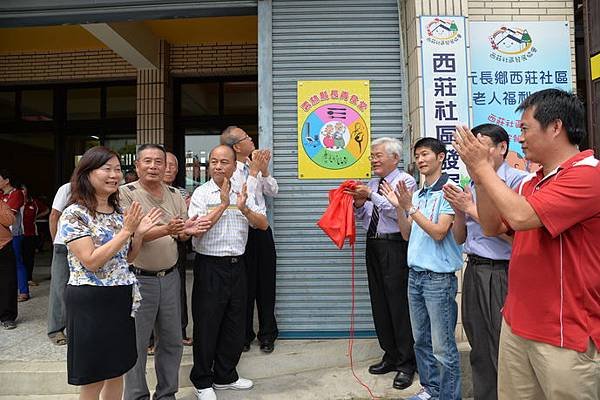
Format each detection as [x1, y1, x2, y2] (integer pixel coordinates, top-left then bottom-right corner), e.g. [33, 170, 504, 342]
[272, 0, 408, 337]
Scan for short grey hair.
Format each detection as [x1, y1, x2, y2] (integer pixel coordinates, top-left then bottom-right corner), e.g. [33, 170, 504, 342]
[371, 137, 402, 159]
[220, 126, 240, 146]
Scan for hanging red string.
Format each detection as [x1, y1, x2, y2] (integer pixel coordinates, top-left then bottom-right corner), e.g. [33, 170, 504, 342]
[317, 180, 379, 400]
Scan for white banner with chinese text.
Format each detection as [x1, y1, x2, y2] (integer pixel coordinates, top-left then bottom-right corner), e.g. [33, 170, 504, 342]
[420, 16, 470, 187]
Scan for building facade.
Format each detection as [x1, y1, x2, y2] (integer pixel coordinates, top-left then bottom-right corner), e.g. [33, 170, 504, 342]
[0, 0, 594, 340]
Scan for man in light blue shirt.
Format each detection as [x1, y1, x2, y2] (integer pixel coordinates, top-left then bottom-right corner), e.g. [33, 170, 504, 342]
[443, 124, 527, 400]
[382, 137, 463, 400]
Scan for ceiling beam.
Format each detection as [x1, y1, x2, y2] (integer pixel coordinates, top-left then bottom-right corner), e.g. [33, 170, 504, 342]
[82, 22, 159, 69]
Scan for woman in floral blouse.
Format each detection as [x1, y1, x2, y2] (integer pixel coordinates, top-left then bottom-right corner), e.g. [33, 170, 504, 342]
[60, 146, 162, 400]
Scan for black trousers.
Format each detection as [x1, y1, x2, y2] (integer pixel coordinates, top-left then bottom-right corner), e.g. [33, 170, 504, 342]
[0, 243, 17, 322]
[190, 253, 247, 389]
[177, 241, 189, 338]
[22, 235, 37, 282]
[462, 255, 508, 400]
[365, 237, 416, 374]
[244, 226, 278, 345]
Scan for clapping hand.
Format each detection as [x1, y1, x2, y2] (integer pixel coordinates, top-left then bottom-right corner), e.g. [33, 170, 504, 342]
[236, 183, 249, 213]
[219, 177, 231, 207]
[123, 202, 144, 234]
[136, 207, 163, 236]
[248, 150, 270, 177]
[452, 125, 495, 177]
[183, 215, 212, 236]
[380, 181, 400, 209]
[165, 216, 185, 236]
[443, 184, 474, 215]
[395, 181, 414, 211]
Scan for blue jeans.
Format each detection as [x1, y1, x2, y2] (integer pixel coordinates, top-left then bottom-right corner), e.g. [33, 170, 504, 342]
[408, 269, 461, 400]
[12, 235, 29, 295]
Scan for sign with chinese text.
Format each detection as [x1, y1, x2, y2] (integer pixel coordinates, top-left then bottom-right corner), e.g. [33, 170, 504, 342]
[297, 80, 371, 179]
[420, 16, 470, 186]
[470, 21, 572, 171]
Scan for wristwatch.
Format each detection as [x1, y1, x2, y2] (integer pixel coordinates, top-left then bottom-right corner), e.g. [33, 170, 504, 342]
[407, 205, 419, 216]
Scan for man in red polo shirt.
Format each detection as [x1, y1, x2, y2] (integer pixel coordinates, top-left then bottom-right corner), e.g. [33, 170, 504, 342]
[453, 88, 599, 400]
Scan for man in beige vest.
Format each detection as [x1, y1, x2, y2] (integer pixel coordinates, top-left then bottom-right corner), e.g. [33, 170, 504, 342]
[122, 144, 209, 400]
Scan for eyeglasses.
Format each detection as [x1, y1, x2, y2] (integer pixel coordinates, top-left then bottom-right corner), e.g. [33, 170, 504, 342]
[368, 153, 388, 161]
[233, 136, 252, 145]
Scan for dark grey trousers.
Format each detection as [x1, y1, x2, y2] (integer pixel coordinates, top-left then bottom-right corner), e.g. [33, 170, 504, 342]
[124, 270, 183, 400]
[462, 255, 509, 400]
[47, 244, 68, 336]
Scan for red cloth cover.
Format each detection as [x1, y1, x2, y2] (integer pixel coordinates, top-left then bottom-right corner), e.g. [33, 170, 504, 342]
[317, 180, 357, 249]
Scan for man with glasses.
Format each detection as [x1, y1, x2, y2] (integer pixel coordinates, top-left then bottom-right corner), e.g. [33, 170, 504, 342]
[345, 137, 417, 391]
[221, 126, 279, 354]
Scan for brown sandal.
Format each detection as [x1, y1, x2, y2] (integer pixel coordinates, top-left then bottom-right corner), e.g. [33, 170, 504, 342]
[17, 294, 30, 302]
[49, 332, 67, 346]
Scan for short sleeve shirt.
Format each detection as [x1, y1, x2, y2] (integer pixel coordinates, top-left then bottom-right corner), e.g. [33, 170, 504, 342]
[60, 204, 136, 288]
[407, 173, 463, 273]
[2, 188, 24, 236]
[119, 182, 188, 271]
[503, 150, 600, 352]
[188, 177, 266, 257]
[464, 162, 528, 260]
[52, 183, 71, 245]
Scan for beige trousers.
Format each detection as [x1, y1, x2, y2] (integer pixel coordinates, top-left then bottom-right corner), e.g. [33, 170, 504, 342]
[498, 318, 600, 400]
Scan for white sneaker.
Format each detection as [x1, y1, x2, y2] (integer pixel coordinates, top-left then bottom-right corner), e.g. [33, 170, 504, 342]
[213, 377, 254, 390]
[196, 387, 217, 400]
[406, 388, 432, 400]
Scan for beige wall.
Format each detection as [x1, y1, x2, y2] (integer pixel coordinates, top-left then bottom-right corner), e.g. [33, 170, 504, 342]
[0, 49, 136, 83]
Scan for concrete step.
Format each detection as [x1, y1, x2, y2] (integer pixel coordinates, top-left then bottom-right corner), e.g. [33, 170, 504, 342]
[0, 338, 382, 396]
[0, 358, 464, 400]
[0, 340, 473, 398]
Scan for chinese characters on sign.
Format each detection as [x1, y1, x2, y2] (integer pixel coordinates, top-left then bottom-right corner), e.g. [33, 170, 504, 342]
[297, 81, 371, 179]
[470, 22, 572, 172]
[420, 16, 470, 186]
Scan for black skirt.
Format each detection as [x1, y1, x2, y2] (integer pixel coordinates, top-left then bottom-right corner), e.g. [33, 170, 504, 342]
[65, 284, 137, 385]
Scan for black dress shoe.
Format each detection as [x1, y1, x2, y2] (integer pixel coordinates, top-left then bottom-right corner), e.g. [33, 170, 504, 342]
[368, 360, 399, 375]
[393, 371, 414, 390]
[242, 343, 251, 352]
[259, 342, 274, 353]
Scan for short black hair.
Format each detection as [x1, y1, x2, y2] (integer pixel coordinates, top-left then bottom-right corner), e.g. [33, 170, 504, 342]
[472, 123, 510, 159]
[516, 89, 586, 145]
[0, 169, 22, 189]
[413, 137, 447, 157]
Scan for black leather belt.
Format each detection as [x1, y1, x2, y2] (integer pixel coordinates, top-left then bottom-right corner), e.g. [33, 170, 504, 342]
[467, 254, 508, 266]
[198, 254, 241, 264]
[367, 232, 406, 241]
[129, 265, 176, 277]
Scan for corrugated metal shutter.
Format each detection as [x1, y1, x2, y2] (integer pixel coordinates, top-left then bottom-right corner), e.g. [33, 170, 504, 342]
[0, 1, 257, 27]
[272, 0, 408, 337]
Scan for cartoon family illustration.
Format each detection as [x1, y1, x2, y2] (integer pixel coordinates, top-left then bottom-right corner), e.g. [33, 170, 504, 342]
[322, 121, 347, 150]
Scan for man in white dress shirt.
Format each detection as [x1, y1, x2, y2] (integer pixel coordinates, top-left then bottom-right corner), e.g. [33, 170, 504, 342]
[220, 126, 279, 353]
[188, 144, 268, 400]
